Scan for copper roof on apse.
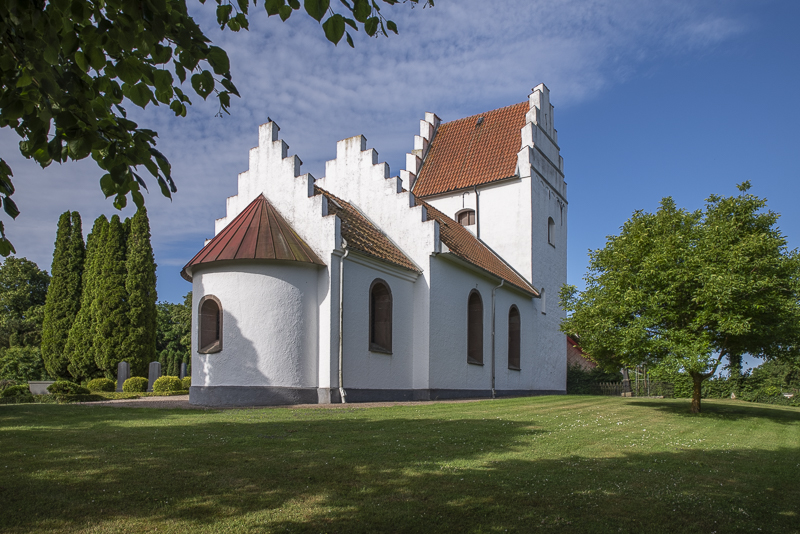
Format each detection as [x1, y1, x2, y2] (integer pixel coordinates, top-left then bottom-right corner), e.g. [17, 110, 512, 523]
[413, 101, 529, 198]
[315, 186, 420, 273]
[182, 194, 324, 281]
[416, 198, 538, 296]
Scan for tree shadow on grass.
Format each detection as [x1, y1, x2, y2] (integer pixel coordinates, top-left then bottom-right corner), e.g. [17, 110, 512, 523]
[0, 403, 798, 534]
[629, 398, 800, 424]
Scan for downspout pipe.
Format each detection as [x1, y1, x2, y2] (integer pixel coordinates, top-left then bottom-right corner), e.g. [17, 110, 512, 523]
[338, 239, 349, 403]
[491, 279, 504, 399]
[473, 185, 480, 239]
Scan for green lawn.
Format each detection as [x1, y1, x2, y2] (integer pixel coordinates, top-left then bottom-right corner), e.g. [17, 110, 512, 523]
[1, 396, 798, 533]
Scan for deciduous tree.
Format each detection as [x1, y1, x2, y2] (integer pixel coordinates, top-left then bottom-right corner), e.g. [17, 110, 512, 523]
[0, 256, 49, 350]
[560, 183, 800, 413]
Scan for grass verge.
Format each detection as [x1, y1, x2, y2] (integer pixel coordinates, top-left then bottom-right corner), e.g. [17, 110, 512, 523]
[0, 396, 798, 533]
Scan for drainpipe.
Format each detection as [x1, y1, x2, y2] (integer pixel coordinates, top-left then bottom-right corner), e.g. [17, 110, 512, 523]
[473, 185, 480, 239]
[491, 279, 504, 399]
[338, 239, 349, 403]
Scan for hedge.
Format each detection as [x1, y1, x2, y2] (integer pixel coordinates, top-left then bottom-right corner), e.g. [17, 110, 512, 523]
[47, 380, 90, 395]
[86, 378, 115, 392]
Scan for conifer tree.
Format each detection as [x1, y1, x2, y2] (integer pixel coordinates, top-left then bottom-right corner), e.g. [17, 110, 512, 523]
[66, 216, 107, 381]
[41, 212, 85, 378]
[94, 215, 131, 377]
[125, 207, 157, 374]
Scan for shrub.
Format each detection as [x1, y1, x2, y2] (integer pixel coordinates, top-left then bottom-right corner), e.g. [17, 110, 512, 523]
[86, 378, 115, 392]
[0, 346, 51, 383]
[567, 364, 622, 394]
[1, 384, 33, 398]
[0, 378, 17, 392]
[152, 375, 183, 393]
[47, 380, 90, 395]
[181, 376, 191, 390]
[122, 377, 148, 392]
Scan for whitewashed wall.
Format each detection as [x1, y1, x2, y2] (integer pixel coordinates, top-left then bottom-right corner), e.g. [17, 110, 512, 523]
[340, 253, 418, 390]
[191, 261, 321, 389]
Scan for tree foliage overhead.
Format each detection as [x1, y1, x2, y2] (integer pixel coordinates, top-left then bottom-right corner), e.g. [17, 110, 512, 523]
[560, 183, 800, 413]
[41, 211, 84, 379]
[0, 0, 432, 256]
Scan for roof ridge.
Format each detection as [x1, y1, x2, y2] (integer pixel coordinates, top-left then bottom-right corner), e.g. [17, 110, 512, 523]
[441, 100, 528, 125]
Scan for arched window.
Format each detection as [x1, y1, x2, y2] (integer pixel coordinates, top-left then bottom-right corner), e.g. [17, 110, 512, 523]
[369, 279, 392, 353]
[548, 217, 556, 246]
[457, 209, 476, 227]
[508, 305, 521, 370]
[467, 290, 483, 364]
[198, 295, 222, 353]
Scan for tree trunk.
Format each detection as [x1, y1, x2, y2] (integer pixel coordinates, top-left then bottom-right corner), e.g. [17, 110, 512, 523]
[690, 371, 703, 413]
[621, 368, 632, 397]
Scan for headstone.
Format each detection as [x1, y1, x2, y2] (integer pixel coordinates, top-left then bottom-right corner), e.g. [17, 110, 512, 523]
[147, 361, 161, 392]
[116, 361, 130, 392]
[179, 362, 187, 380]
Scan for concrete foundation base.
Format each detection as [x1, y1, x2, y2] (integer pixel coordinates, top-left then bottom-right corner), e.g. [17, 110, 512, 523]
[190, 385, 566, 407]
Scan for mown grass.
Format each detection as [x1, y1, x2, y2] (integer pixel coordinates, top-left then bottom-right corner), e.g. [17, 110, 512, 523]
[0, 396, 798, 533]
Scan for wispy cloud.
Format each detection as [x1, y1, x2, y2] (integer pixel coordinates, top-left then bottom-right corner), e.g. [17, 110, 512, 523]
[0, 0, 749, 301]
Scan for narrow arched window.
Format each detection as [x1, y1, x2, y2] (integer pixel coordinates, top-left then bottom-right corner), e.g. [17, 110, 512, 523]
[548, 217, 556, 246]
[198, 295, 222, 353]
[457, 209, 476, 227]
[467, 290, 483, 364]
[369, 279, 392, 353]
[508, 305, 521, 370]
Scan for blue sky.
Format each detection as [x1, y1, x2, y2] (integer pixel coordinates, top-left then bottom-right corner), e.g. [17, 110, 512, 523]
[1, 0, 798, 363]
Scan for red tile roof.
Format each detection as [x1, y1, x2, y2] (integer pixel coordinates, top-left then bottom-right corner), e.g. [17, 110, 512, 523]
[315, 186, 420, 273]
[182, 194, 324, 281]
[416, 198, 538, 296]
[412, 101, 529, 198]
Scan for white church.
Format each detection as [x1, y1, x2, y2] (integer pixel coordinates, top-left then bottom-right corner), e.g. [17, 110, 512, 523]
[181, 84, 567, 406]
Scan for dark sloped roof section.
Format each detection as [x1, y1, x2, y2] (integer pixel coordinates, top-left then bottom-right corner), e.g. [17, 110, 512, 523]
[413, 101, 529, 198]
[416, 197, 538, 296]
[314, 186, 420, 274]
[182, 194, 324, 281]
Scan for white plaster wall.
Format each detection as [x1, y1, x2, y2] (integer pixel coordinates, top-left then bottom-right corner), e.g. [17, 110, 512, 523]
[314, 135, 441, 392]
[340, 254, 416, 390]
[191, 261, 320, 389]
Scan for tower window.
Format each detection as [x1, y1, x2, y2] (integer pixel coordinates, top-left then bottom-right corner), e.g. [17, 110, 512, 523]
[457, 209, 476, 227]
[548, 217, 556, 246]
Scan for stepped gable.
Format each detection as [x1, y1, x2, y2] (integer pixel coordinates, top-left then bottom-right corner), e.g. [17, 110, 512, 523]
[182, 194, 324, 281]
[415, 197, 538, 296]
[315, 186, 420, 273]
[412, 101, 528, 197]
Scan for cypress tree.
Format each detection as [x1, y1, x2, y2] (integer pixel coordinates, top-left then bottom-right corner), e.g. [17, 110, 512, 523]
[94, 215, 131, 377]
[41, 212, 84, 378]
[125, 207, 157, 375]
[66, 216, 107, 381]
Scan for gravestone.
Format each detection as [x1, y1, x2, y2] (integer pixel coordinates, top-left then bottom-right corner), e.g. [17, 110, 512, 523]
[179, 362, 187, 380]
[116, 361, 130, 392]
[147, 361, 161, 392]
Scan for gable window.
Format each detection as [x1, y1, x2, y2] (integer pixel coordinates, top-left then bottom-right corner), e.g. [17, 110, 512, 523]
[457, 209, 476, 227]
[369, 279, 392, 353]
[198, 295, 222, 353]
[508, 305, 521, 370]
[467, 290, 484, 364]
[548, 217, 556, 246]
